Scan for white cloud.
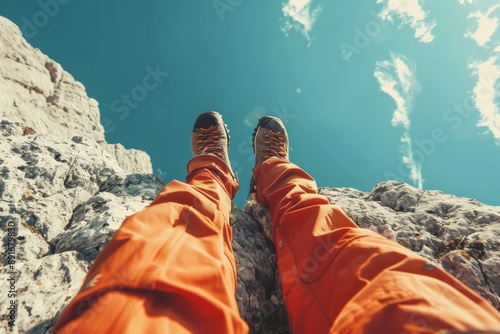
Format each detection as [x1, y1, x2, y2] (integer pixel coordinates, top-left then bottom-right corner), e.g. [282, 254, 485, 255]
[377, 0, 437, 43]
[374, 54, 417, 129]
[401, 133, 423, 189]
[375, 54, 423, 188]
[459, 0, 477, 5]
[469, 57, 500, 141]
[465, 5, 500, 47]
[281, 0, 322, 44]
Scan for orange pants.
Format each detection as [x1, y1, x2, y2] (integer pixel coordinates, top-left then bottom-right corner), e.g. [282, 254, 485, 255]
[53, 156, 500, 333]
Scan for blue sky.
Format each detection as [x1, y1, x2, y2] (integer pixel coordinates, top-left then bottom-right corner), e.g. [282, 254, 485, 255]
[1, 0, 499, 208]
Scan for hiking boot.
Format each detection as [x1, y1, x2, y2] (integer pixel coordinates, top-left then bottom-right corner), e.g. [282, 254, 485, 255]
[192, 111, 232, 171]
[253, 116, 289, 166]
[249, 116, 289, 199]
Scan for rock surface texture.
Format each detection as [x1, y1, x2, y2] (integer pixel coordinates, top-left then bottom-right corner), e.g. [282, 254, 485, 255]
[0, 15, 499, 334]
[0, 16, 152, 174]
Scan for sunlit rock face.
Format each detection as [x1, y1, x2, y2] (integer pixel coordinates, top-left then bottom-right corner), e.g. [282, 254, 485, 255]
[0, 16, 152, 174]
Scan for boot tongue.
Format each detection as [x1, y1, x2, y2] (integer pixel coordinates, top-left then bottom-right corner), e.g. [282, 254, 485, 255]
[192, 113, 218, 131]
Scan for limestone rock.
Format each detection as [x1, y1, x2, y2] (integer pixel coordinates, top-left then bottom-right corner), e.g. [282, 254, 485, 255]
[103, 143, 153, 174]
[0, 252, 90, 334]
[52, 175, 164, 261]
[232, 205, 288, 333]
[0, 16, 151, 174]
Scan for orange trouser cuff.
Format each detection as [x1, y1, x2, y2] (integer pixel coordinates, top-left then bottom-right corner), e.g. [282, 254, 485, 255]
[187, 154, 239, 199]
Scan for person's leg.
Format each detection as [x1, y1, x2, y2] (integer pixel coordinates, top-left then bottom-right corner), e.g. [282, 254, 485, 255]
[252, 117, 500, 334]
[53, 112, 248, 334]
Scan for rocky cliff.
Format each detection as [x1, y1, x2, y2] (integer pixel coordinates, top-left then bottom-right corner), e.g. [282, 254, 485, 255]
[0, 16, 152, 174]
[0, 15, 499, 334]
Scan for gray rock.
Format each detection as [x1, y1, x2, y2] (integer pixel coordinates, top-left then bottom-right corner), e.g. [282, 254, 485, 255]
[103, 143, 153, 174]
[0, 251, 90, 334]
[0, 121, 122, 243]
[52, 180, 165, 261]
[0, 16, 151, 174]
[233, 204, 288, 334]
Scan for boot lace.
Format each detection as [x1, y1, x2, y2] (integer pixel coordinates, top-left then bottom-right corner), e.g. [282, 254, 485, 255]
[262, 131, 287, 160]
[197, 126, 224, 159]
